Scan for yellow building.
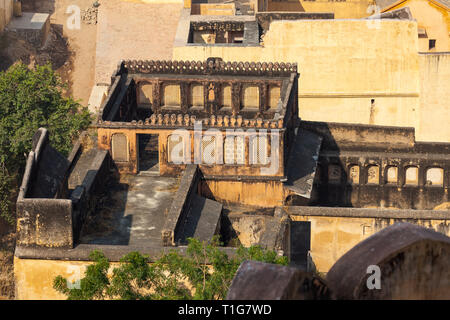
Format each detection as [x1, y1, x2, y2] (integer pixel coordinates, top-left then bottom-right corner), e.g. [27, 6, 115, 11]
[377, 0, 450, 51]
[173, 15, 450, 143]
[258, 0, 375, 19]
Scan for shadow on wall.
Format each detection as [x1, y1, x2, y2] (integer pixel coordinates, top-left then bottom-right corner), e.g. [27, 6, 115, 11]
[20, 0, 55, 14]
[77, 166, 132, 246]
[285, 122, 352, 207]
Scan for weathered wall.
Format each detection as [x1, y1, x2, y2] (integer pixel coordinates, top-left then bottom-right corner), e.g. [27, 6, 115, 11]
[418, 53, 450, 143]
[265, 0, 373, 19]
[191, 3, 236, 15]
[288, 206, 450, 273]
[173, 20, 438, 140]
[0, 0, 13, 33]
[14, 257, 131, 300]
[200, 179, 286, 207]
[16, 199, 74, 248]
[14, 257, 88, 300]
[383, 0, 450, 52]
[97, 127, 286, 178]
[162, 165, 200, 246]
[326, 222, 450, 300]
[299, 121, 450, 210]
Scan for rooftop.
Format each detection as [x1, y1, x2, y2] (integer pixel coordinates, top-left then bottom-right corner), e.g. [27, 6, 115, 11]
[79, 174, 179, 246]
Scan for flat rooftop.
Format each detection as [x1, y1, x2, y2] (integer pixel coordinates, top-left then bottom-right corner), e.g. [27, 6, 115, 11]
[8, 12, 49, 30]
[79, 174, 179, 246]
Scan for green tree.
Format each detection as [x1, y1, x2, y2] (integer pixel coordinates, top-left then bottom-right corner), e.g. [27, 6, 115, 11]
[53, 237, 288, 300]
[0, 62, 92, 224]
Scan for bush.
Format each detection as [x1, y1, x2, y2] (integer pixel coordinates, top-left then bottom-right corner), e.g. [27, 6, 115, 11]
[53, 237, 288, 300]
[0, 62, 92, 224]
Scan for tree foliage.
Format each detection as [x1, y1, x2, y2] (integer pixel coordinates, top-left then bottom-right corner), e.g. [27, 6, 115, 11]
[53, 237, 288, 300]
[0, 62, 92, 224]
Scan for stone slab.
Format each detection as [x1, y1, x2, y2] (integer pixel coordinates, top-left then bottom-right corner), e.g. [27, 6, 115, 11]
[177, 194, 222, 244]
[285, 128, 322, 199]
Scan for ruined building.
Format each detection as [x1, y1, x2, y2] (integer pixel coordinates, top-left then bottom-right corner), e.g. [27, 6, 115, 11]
[14, 58, 450, 299]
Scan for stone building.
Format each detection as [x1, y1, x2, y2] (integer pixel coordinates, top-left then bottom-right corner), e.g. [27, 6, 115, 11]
[89, 1, 449, 143]
[377, 0, 450, 52]
[14, 58, 450, 299]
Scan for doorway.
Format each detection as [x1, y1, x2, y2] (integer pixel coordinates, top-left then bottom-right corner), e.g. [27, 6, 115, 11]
[138, 134, 159, 173]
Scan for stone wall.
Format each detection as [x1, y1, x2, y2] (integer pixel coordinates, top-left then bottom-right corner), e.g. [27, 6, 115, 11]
[173, 20, 442, 140]
[287, 206, 450, 272]
[299, 121, 450, 210]
[264, 0, 373, 19]
[418, 53, 450, 143]
[161, 164, 201, 246]
[16, 129, 73, 248]
[16, 129, 111, 248]
[0, 0, 13, 33]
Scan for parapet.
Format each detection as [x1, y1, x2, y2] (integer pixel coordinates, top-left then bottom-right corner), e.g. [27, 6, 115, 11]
[16, 129, 110, 249]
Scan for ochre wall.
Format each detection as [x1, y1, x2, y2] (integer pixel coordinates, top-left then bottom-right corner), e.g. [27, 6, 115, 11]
[14, 258, 135, 300]
[383, 0, 450, 52]
[173, 20, 437, 139]
[191, 3, 236, 16]
[14, 258, 91, 300]
[200, 179, 287, 207]
[97, 127, 285, 177]
[418, 53, 450, 143]
[0, 0, 13, 33]
[266, 0, 374, 19]
[290, 214, 450, 273]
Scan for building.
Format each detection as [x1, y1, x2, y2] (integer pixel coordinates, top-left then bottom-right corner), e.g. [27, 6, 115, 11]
[258, 0, 374, 19]
[172, 6, 450, 143]
[377, 0, 450, 52]
[14, 58, 450, 299]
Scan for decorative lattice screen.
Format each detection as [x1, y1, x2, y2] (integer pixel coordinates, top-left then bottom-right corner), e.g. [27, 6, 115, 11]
[202, 135, 216, 164]
[224, 136, 245, 165]
[168, 135, 184, 163]
[251, 135, 267, 165]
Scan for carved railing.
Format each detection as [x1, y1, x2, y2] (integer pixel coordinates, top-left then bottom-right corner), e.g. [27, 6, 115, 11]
[121, 59, 297, 76]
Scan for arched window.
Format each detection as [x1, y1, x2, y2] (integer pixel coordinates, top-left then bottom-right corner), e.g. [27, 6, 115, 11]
[201, 135, 217, 164]
[190, 84, 204, 108]
[224, 135, 245, 165]
[366, 165, 380, 184]
[221, 84, 232, 109]
[385, 166, 398, 184]
[268, 85, 281, 110]
[162, 84, 181, 107]
[138, 82, 153, 104]
[348, 165, 360, 184]
[241, 84, 259, 109]
[426, 167, 444, 186]
[167, 135, 184, 164]
[250, 135, 268, 165]
[111, 133, 128, 162]
[328, 164, 342, 184]
[405, 166, 419, 185]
